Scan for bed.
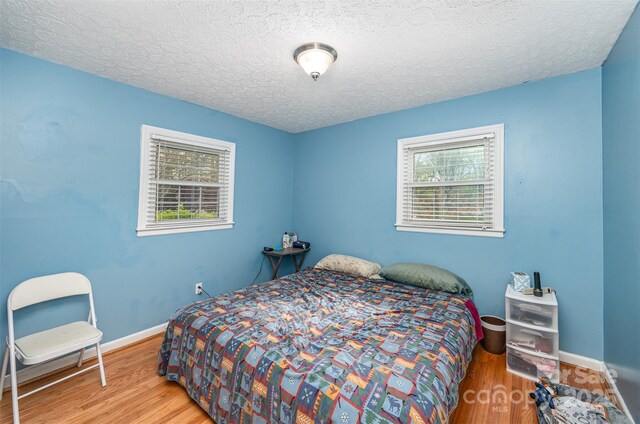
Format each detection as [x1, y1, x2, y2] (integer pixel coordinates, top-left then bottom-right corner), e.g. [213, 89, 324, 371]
[158, 267, 480, 424]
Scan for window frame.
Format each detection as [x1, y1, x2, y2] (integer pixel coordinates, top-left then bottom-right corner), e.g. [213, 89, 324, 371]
[395, 124, 504, 238]
[136, 124, 235, 237]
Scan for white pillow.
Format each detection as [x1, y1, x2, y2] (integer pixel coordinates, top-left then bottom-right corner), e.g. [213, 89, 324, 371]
[315, 254, 382, 278]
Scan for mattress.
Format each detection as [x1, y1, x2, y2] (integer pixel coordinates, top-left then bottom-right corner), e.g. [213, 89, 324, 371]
[158, 268, 478, 423]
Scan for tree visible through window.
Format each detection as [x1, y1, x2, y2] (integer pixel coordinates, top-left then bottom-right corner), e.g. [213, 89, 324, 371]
[411, 144, 487, 224]
[154, 145, 221, 221]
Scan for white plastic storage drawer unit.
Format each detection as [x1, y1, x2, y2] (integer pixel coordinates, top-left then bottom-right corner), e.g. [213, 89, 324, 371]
[505, 285, 559, 383]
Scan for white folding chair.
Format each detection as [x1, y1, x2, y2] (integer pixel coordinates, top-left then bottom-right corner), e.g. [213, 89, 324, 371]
[0, 272, 107, 424]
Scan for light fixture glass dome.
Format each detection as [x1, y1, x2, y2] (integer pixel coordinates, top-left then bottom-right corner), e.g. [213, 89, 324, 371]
[294, 43, 337, 81]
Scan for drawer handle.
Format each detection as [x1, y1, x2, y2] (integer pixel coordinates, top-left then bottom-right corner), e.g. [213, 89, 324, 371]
[520, 329, 544, 338]
[519, 304, 543, 312]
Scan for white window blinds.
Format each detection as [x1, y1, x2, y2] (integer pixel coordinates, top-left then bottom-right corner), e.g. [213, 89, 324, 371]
[396, 125, 504, 237]
[137, 126, 235, 236]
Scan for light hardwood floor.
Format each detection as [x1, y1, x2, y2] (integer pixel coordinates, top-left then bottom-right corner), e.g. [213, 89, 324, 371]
[0, 335, 616, 424]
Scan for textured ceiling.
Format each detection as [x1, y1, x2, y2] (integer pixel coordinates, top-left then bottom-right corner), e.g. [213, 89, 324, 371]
[1, 1, 637, 133]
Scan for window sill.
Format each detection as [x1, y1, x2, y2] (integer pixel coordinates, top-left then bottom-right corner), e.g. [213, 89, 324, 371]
[137, 223, 234, 237]
[395, 224, 505, 238]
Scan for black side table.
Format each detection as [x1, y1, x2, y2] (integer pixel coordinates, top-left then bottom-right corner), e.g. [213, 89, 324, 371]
[262, 247, 309, 279]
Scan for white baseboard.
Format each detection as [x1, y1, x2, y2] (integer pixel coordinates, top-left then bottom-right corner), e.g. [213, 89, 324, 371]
[557, 352, 634, 423]
[603, 363, 636, 424]
[559, 350, 605, 371]
[2, 322, 167, 390]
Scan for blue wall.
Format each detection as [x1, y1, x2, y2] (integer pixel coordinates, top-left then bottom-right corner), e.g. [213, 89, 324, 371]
[603, 4, 640, 421]
[0, 47, 622, 365]
[0, 49, 294, 346]
[292, 69, 604, 359]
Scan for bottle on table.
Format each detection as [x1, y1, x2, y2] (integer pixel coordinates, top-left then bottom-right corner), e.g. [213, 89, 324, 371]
[283, 232, 291, 249]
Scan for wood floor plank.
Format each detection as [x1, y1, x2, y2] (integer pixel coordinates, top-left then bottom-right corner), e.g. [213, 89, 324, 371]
[0, 336, 617, 423]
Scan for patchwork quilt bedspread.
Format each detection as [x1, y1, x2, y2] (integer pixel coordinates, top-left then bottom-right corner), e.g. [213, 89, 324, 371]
[158, 268, 478, 424]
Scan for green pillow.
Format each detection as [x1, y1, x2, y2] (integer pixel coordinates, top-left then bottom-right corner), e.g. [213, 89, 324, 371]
[379, 263, 473, 296]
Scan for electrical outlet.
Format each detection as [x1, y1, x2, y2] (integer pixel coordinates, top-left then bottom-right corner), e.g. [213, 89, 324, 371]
[195, 282, 203, 295]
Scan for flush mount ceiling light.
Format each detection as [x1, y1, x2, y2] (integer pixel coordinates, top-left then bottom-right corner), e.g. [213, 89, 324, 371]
[293, 42, 338, 81]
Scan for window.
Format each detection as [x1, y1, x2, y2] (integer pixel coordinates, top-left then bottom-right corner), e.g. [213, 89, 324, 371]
[137, 125, 235, 236]
[396, 124, 504, 237]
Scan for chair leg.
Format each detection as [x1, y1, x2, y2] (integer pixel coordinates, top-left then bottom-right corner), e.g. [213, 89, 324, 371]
[0, 345, 8, 400]
[77, 348, 85, 368]
[9, 343, 19, 424]
[95, 343, 107, 387]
